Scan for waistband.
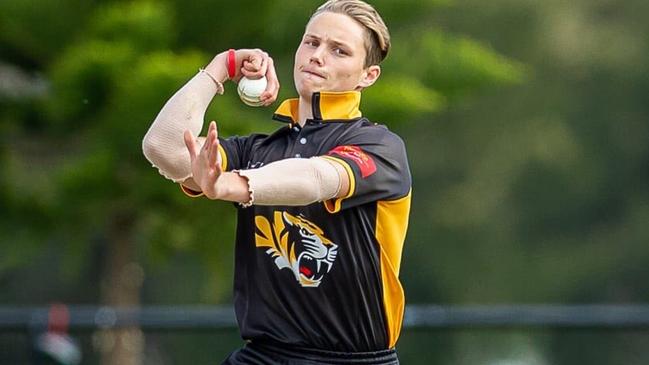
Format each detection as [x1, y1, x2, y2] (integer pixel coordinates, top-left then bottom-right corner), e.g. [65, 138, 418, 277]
[248, 340, 399, 364]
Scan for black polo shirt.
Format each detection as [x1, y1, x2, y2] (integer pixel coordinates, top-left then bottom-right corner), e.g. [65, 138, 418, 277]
[183, 91, 411, 352]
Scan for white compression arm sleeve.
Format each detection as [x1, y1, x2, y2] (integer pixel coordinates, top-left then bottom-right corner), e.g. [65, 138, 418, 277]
[142, 72, 218, 182]
[236, 157, 344, 206]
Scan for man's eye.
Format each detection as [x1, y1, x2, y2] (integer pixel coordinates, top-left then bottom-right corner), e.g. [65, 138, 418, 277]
[334, 48, 347, 56]
[306, 40, 318, 47]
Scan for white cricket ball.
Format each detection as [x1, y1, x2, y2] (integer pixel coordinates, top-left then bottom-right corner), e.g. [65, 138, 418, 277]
[237, 76, 267, 107]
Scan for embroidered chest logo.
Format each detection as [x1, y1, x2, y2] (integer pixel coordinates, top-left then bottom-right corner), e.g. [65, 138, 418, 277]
[255, 211, 338, 287]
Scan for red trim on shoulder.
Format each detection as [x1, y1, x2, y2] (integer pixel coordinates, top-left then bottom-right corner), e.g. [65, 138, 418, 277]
[328, 145, 377, 178]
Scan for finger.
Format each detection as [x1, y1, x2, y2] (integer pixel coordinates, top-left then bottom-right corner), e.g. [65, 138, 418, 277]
[208, 142, 218, 168]
[201, 126, 214, 167]
[203, 124, 216, 153]
[241, 67, 262, 79]
[208, 121, 219, 160]
[263, 57, 278, 94]
[261, 57, 280, 105]
[241, 64, 265, 79]
[256, 50, 269, 77]
[261, 80, 279, 104]
[242, 60, 256, 72]
[184, 130, 197, 161]
[243, 56, 261, 73]
[242, 51, 268, 78]
[212, 122, 223, 166]
[207, 124, 219, 167]
[250, 51, 264, 71]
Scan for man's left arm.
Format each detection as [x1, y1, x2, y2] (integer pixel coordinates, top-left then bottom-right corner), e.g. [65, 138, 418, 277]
[235, 157, 351, 206]
[191, 126, 409, 209]
[186, 124, 350, 205]
[193, 156, 351, 205]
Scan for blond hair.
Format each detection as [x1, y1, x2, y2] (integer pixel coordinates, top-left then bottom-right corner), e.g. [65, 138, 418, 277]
[311, 0, 391, 67]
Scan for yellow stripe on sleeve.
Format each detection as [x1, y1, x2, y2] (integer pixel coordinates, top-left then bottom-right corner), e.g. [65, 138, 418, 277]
[320, 156, 356, 213]
[218, 143, 228, 171]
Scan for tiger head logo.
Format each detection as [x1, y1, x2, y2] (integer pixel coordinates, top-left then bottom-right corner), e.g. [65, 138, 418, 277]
[255, 211, 338, 287]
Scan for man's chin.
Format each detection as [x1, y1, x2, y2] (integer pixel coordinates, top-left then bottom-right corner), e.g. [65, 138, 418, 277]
[296, 85, 324, 99]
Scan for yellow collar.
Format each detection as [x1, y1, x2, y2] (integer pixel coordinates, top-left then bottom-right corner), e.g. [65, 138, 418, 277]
[272, 91, 362, 124]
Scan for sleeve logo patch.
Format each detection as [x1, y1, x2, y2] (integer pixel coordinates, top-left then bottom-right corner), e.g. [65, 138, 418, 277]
[329, 145, 377, 178]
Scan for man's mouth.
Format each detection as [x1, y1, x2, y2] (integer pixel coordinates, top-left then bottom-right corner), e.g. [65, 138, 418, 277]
[302, 69, 326, 79]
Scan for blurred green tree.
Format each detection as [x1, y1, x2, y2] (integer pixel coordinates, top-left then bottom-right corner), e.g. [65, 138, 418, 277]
[397, 0, 649, 363]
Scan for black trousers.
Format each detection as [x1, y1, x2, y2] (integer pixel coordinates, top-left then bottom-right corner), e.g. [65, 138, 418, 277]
[222, 341, 399, 365]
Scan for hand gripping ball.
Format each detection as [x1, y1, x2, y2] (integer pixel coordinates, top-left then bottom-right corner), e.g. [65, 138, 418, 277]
[237, 76, 267, 107]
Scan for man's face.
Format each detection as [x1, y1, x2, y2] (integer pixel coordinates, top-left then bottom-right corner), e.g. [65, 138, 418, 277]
[294, 12, 370, 98]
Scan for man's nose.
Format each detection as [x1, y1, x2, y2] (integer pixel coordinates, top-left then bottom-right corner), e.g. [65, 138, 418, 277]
[310, 46, 324, 65]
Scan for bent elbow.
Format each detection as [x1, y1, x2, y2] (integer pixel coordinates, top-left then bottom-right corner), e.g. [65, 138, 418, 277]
[142, 132, 171, 171]
[142, 134, 158, 165]
[141, 134, 190, 183]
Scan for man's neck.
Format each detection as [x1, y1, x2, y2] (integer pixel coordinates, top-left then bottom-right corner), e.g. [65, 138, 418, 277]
[297, 97, 312, 127]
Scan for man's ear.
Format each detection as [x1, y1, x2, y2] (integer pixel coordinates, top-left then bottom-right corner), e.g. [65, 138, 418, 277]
[357, 65, 381, 89]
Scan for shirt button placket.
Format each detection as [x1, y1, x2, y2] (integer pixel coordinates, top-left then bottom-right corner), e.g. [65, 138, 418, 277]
[294, 135, 307, 158]
[292, 126, 309, 159]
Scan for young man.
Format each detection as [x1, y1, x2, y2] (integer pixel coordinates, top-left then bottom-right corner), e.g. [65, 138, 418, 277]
[143, 1, 411, 363]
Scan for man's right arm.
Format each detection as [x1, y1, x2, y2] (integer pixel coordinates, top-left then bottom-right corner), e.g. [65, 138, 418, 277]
[141, 50, 279, 190]
[142, 52, 229, 184]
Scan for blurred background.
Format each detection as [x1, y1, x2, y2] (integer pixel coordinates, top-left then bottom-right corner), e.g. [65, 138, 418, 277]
[1, 0, 648, 364]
